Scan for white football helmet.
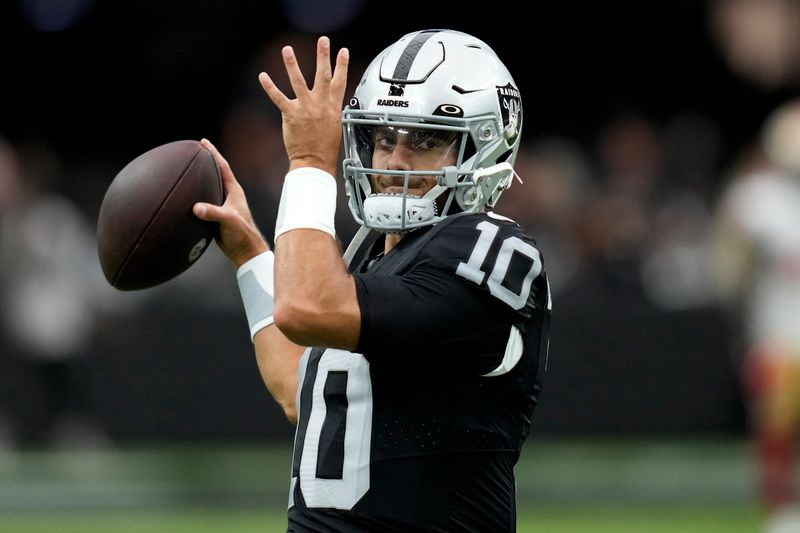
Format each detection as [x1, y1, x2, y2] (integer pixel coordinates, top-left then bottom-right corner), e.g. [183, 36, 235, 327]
[342, 29, 523, 233]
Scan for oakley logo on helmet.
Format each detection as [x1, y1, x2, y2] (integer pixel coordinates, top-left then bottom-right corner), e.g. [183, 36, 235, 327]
[497, 83, 522, 141]
[433, 104, 464, 117]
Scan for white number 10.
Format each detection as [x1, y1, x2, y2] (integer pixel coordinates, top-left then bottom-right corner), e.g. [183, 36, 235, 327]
[455, 220, 541, 310]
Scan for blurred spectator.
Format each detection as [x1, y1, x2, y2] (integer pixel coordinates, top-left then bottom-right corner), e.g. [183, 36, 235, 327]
[0, 138, 126, 447]
[710, 0, 800, 90]
[581, 112, 664, 288]
[523, 111, 740, 435]
[504, 136, 595, 295]
[711, 98, 800, 531]
[581, 111, 718, 310]
[640, 112, 722, 311]
[661, 112, 724, 205]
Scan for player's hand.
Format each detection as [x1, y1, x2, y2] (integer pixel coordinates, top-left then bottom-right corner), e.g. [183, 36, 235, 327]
[193, 138, 269, 267]
[259, 36, 349, 177]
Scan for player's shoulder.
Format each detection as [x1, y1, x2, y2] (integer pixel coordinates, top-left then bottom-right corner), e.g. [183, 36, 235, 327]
[420, 211, 545, 312]
[419, 211, 541, 270]
[427, 211, 537, 250]
[442, 210, 525, 229]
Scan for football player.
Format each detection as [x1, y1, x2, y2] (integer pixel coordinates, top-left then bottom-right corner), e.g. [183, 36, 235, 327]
[713, 99, 800, 531]
[194, 29, 551, 532]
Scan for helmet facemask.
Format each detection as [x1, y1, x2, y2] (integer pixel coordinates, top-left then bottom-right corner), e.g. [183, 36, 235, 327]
[344, 113, 465, 232]
[343, 111, 516, 233]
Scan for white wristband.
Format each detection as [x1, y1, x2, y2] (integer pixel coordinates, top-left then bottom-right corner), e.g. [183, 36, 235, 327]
[275, 167, 337, 241]
[237, 251, 275, 342]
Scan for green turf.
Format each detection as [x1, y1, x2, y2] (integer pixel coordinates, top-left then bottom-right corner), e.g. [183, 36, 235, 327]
[0, 505, 759, 533]
[0, 509, 282, 533]
[518, 504, 759, 532]
[0, 437, 763, 531]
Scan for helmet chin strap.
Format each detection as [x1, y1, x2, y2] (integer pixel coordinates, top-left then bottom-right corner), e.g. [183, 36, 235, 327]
[475, 161, 515, 179]
[456, 162, 517, 211]
[473, 162, 517, 208]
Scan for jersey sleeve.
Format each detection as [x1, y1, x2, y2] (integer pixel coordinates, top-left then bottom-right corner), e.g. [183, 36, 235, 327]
[353, 213, 548, 373]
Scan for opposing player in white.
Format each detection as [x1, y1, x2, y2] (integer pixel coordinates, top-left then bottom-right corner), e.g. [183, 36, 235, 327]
[713, 98, 800, 533]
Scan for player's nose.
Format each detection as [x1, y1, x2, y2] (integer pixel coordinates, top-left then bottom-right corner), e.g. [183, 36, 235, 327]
[386, 143, 414, 171]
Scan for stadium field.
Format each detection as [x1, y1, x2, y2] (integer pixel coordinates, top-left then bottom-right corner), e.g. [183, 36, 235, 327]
[0, 504, 759, 533]
[0, 437, 761, 532]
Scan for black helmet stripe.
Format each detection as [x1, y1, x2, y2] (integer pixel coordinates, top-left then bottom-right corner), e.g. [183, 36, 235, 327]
[391, 29, 440, 81]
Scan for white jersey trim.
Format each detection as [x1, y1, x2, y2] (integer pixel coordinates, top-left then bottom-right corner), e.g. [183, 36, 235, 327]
[482, 325, 524, 377]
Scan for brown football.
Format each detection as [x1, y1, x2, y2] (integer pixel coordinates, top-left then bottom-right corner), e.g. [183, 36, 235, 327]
[97, 140, 223, 290]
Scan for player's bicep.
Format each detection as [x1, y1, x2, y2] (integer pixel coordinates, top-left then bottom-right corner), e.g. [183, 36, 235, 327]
[354, 267, 509, 371]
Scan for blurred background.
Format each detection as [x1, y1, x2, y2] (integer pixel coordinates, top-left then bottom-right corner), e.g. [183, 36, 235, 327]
[2, 0, 800, 531]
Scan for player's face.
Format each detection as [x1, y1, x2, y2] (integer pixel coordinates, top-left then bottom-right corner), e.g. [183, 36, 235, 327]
[369, 126, 458, 197]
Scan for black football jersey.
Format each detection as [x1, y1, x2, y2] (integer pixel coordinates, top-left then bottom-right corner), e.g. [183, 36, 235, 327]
[287, 212, 551, 533]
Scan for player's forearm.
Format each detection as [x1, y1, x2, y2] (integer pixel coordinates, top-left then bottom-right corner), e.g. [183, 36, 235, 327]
[273, 229, 360, 350]
[253, 325, 305, 424]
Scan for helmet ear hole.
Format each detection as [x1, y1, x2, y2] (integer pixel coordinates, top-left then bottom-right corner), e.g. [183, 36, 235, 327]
[455, 185, 481, 213]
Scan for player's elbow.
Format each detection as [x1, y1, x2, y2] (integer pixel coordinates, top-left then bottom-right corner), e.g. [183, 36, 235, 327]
[274, 297, 359, 350]
[273, 299, 320, 346]
[270, 389, 297, 425]
[282, 401, 298, 425]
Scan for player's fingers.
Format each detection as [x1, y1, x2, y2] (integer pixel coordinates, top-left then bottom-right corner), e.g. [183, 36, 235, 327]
[281, 45, 310, 99]
[258, 72, 291, 111]
[200, 138, 239, 191]
[330, 47, 349, 104]
[313, 36, 332, 89]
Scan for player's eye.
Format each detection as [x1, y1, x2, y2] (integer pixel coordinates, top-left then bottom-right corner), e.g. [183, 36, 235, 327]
[409, 130, 455, 152]
[373, 128, 397, 151]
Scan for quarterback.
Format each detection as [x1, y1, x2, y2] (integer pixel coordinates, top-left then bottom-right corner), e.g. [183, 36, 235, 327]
[194, 29, 551, 532]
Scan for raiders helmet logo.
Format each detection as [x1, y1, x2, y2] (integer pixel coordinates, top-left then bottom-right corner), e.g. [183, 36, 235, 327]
[497, 83, 522, 142]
